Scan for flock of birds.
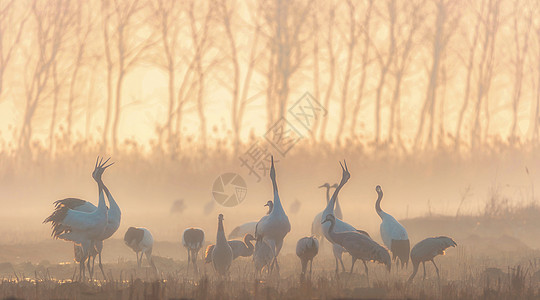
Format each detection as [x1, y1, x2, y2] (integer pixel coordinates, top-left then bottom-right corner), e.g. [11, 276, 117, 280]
[44, 156, 457, 284]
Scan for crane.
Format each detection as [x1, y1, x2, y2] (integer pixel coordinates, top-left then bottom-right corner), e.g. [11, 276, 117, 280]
[212, 214, 233, 276]
[296, 236, 319, 279]
[375, 185, 410, 268]
[124, 227, 158, 274]
[408, 236, 457, 282]
[182, 227, 205, 275]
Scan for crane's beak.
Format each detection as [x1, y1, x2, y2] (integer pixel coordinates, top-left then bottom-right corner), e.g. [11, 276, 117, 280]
[264, 203, 269, 207]
[318, 184, 327, 188]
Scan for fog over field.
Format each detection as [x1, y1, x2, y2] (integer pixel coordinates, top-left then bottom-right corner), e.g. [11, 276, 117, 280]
[0, 0, 540, 298]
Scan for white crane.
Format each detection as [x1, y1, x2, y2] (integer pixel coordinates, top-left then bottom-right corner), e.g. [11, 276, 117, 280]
[296, 236, 319, 279]
[255, 156, 291, 274]
[253, 236, 274, 276]
[320, 161, 371, 273]
[44, 157, 112, 280]
[212, 214, 233, 276]
[375, 185, 410, 268]
[62, 158, 120, 279]
[408, 236, 457, 282]
[228, 201, 273, 239]
[182, 227, 205, 275]
[124, 227, 158, 273]
[322, 214, 390, 285]
[204, 233, 255, 263]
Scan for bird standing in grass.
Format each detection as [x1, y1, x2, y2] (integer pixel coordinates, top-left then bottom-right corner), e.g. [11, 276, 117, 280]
[296, 236, 319, 279]
[375, 185, 410, 269]
[253, 236, 274, 275]
[205, 233, 255, 263]
[408, 236, 457, 282]
[212, 214, 233, 276]
[182, 227, 205, 275]
[323, 214, 390, 285]
[124, 227, 158, 273]
[44, 157, 112, 280]
[311, 183, 340, 246]
[255, 156, 290, 274]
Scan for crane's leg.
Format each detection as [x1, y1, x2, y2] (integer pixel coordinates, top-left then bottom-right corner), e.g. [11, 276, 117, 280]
[146, 250, 158, 275]
[193, 250, 199, 276]
[363, 261, 369, 286]
[431, 259, 440, 280]
[186, 250, 191, 276]
[334, 257, 339, 274]
[87, 257, 93, 280]
[309, 259, 313, 277]
[80, 258, 86, 281]
[407, 263, 419, 283]
[422, 262, 426, 280]
[137, 251, 142, 268]
[350, 258, 357, 274]
[98, 253, 106, 280]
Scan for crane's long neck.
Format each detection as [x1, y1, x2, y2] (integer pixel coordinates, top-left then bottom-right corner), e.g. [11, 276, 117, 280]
[335, 196, 343, 219]
[96, 182, 106, 212]
[244, 236, 254, 252]
[217, 219, 227, 244]
[325, 186, 330, 203]
[375, 191, 384, 218]
[271, 175, 284, 213]
[102, 182, 121, 218]
[327, 219, 341, 245]
[324, 181, 345, 216]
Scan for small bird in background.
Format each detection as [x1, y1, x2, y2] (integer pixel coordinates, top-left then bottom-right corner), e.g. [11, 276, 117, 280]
[124, 227, 158, 274]
[296, 236, 319, 279]
[182, 227, 205, 276]
[375, 185, 410, 269]
[289, 198, 301, 215]
[408, 236, 457, 282]
[170, 199, 186, 214]
[212, 214, 233, 276]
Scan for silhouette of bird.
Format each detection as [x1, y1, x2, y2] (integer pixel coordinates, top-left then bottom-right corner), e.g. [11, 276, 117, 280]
[375, 185, 410, 268]
[124, 227, 158, 273]
[323, 214, 390, 285]
[253, 236, 274, 276]
[204, 234, 256, 263]
[296, 236, 319, 279]
[408, 236, 457, 282]
[44, 157, 113, 280]
[255, 157, 290, 274]
[228, 201, 273, 239]
[212, 214, 233, 276]
[182, 227, 205, 275]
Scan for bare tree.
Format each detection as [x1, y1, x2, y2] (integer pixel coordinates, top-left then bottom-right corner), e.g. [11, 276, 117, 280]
[387, 0, 426, 151]
[315, 1, 336, 142]
[259, 0, 313, 131]
[0, 0, 28, 99]
[19, 0, 73, 151]
[509, 0, 532, 142]
[529, 3, 540, 144]
[350, 0, 374, 139]
[101, 0, 155, 152]
[414, 0, 460, 150]
[373, 0, 397, 146]
[454, 0, 484, 150]
[216, 0, 263, 154]
[470, 0, 502, 150]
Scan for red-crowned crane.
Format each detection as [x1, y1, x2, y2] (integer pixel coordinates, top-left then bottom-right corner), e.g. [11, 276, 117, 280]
[212, 214, 233, 276]
[124, 227, 158, 274]
[408, 236, 457, 282]
[376, 185, 410, 268]
[182, 227, 205, 276]
[296, 236, 319, 279]
[44, 157, 112, 280]
[320, 161, 371, 273]
[255, 156, 290, 275]
[323, 214, 390, 285]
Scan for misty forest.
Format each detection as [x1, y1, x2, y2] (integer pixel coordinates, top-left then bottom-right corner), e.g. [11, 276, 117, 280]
[1, 0, 540, 299]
